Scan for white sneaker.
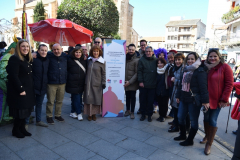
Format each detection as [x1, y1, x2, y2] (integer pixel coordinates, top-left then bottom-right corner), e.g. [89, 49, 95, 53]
[78, 114, 83, 121]
[70, 112, 77, 119]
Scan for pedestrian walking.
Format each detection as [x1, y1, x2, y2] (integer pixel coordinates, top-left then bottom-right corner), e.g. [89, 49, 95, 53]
[31, 44, 49, 127]
[46, 43, 68, 124]
[174, 52, 209, 146]
[169, 53, 190, 133]
[138, 46, 157, 122]
[66, 47, 87, 121]
[124, 44, 139, 119]
[7, 39, 35, 138]
[155, 58, 169, 122]
[202, 49, 233, 155]
[83, 46, 106, 121]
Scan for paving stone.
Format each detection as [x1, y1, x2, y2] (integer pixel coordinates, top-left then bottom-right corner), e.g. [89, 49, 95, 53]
[64, 129, 100, 146]
[88, 155, 107, 160]
[117, 119, 149, 130]
[0, 136, 39, 152]
[145, 136, 184, 154]
[53, 141, 95, 160]
[86, 139, 127, 160]
[92, 128, 127, 144]
[119, 127, 153, 142]
[116, 138, 157, 158]
[0, 127, 11, 139]
[148, 149, 187, 160]
[31, 129, 70, 149]
[117, 152, 148, 160]
[16, 143, 60, 160]
[70, 120, 103, 133]
[47, 120, 77, 135]
[97, 120, 126, 132]
[0, 142, 22, 160]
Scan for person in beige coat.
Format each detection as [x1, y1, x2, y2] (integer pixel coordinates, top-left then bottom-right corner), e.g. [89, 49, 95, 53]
[83, 46, 106, 121]
[124, 44, 140, 119]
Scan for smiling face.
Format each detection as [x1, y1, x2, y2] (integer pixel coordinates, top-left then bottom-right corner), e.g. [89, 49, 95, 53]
[187, 54, 196, 66]
[140, 41, 147, 51]
[158, 60, 164, 68]
[175, 58, 183, 67]
[159, 53, 165, 59]
[75, 50, 82, 59]
[128, 46, 135, 55]
[20, 42, 29, 56]
[52, 44, 63, 57]
[208, 52, 220, 64]
[93, 49, 100, 58]
[167, 53, 174, 64]
[38, 46, 48, 58]
[145, 47, 153, 57]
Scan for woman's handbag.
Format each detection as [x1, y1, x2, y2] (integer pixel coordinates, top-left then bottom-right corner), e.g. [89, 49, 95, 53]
[190, 89, 201, 107]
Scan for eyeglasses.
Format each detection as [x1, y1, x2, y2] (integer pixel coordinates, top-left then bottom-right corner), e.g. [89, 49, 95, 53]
[94, 41, 100, 44]
[140, 45, 146, 47]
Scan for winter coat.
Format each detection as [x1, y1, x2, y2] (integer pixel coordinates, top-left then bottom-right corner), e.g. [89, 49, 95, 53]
[156, 73, 169, 96]
[125, 53, 139, 91]
[83, 56, 106, 105]
[137, 54, 158, 89]
[231, 82, 240, 120]
[6, 55, 35, 109]
[66, 55, 87, 94]
[47, 52, 68, 84]
[32, 52, 49, 95]
[176, 66, 209, 105]
[207, 62, 234, 109]
[170, 65, 184, 108]
[139, 49, 144, 58]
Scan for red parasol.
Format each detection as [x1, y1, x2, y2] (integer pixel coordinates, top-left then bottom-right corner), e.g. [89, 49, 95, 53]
[28, 19, 94, 46]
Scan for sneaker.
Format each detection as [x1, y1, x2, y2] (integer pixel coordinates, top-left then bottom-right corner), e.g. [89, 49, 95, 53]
[153, 105, 158, 113]
[130, 113, 135, 119]
[36, 121, 48, 127]
[124, 110, 130, 117]
[47, 117, 54, 125]
[55, 116, 65, 122]
[69, 112, 77, 119]
[78, 114, 83, 121]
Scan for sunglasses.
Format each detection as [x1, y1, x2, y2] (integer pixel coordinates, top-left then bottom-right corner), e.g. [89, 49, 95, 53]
[94, 41, 100, 44]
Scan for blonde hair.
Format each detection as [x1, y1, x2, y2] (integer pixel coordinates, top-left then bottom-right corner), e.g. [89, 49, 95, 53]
[14, 39, 33, 62]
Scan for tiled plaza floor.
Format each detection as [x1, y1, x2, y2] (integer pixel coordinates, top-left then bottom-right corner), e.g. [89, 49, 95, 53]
[0, 94, 232, 160]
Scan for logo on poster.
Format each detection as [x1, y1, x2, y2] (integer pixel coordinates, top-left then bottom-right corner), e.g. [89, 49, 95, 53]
[114, 80, 117, 83]
[107, 79, 111, 83]
[119, 80, 122, 84]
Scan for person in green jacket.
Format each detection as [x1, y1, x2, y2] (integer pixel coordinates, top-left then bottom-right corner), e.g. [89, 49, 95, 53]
[137, 46, 158, 122]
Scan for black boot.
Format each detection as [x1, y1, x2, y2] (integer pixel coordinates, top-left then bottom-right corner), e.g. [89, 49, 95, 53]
[12, 118, 25, 138]
[19, 119, 32, 136]
[180, 128, 198, 146]
[174, 124, 186, 141]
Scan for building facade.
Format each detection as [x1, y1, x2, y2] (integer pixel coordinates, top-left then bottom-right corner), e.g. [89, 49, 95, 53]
[165, 18, 206, 52]
[139, 37, 165, 50]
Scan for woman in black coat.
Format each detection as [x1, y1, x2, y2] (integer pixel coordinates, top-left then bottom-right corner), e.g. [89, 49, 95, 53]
[66, 47, 87, 121]
[7, 39, 35, 138]
[174, 52, 209, 146]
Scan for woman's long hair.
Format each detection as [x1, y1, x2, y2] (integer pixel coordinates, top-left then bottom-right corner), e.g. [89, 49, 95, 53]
[184, 52, 199, 66]
[14, 39, 33, 62]
[206, 49, 225, 64]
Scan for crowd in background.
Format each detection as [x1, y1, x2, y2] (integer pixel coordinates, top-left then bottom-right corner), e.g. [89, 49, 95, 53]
[0, 37, 240, 157]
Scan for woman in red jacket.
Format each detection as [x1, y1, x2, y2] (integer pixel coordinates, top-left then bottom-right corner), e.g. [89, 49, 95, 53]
[202, 49, 233, 155]
[231, 82, 240, 135]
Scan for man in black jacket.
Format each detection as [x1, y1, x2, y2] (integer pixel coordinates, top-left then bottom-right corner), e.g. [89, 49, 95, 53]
[138, 46, 157, 122]
[32, 44, 49, 127]
[46, 44, 68, 124]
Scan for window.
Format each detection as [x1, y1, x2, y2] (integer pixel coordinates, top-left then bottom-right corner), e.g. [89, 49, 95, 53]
[171, 36, 174, 40]
[175, 27, 178, 32]
[184, 27, 190, 32]
[168, 27, 171, 32]
[168, 36, 171, 40]
[233, 27, 237, 33]
[174, 36, 177, 40]
[183, 36, 186, 40]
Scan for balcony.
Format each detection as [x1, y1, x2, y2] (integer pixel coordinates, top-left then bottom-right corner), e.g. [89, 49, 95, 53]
[222, 6, 240, 24]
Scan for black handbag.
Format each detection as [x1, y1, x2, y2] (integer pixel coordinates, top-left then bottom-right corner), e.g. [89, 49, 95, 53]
[190, 89, 201, 107]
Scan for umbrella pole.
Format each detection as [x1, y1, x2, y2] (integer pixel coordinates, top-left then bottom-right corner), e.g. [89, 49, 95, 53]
[60, 29, 62, 46]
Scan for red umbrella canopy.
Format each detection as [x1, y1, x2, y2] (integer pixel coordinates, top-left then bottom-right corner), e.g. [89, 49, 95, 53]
[28, 19, 94, 46]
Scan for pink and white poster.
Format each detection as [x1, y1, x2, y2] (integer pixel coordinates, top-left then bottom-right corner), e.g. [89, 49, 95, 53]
[102, 39, 126, 117]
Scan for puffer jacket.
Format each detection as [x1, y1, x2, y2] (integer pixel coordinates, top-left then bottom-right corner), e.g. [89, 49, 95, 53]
[47, 52, 68, 84]
[137, 54, 158, 89]
[125, 53, 139, 91]
[207, 62, 233, 109]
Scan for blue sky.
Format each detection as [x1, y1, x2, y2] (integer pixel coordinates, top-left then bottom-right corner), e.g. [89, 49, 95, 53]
[1, 0, 209, 37]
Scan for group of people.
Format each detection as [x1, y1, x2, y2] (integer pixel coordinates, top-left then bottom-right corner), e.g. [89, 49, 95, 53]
[1, 36, 238, 156]
[124, 39, 234, 155]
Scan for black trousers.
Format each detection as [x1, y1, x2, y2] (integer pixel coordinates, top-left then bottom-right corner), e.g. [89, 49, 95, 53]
[233, 120, 240, 160]
[125, 91, 136, 113]
[139, 88, 155, 116]
[173, 107, 190, 129]
[157, 95, 169, 118]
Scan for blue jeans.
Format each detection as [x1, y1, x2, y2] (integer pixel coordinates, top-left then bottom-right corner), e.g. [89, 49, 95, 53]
[204, 108, 221, 127]
[178, 101, 201, 130]
[25, 94, 45, 124]
[71, 93, 83, 115]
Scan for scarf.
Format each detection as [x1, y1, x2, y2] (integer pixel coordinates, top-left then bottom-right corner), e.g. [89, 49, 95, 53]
[182, 58, 201, 92]
[173, 64, 182, 72]
[204, 60, 220, 71]
[126, 53, 134, 60]
[168, 63, 174, 75]
[92, 57, 99, 63]
[157, 65, 168, 74]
